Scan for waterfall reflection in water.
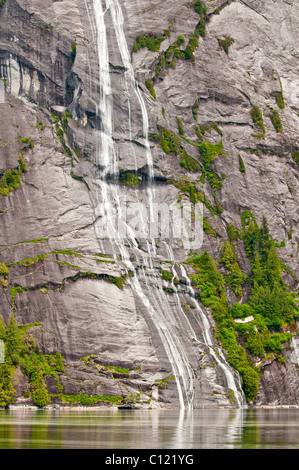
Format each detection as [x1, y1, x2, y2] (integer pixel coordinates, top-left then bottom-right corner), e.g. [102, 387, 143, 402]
[0, 408, 299, 449]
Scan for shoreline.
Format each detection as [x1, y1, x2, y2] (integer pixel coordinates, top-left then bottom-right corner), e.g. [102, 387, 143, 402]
[2, 403, 299, 411]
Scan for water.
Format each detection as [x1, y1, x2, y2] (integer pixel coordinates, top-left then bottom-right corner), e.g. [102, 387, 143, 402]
[90, 0, 246, 410]
[0, 407, 299, 449]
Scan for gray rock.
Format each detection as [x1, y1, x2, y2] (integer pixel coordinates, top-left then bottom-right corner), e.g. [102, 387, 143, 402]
[0, 0, 298, 408]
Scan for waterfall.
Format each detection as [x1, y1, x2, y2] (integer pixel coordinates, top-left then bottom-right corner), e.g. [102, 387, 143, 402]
[92, 0, 245, 408]
[179, 264, 247, 407]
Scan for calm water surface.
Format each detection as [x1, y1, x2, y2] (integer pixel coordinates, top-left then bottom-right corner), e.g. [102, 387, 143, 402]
[0, 407, 298, 449]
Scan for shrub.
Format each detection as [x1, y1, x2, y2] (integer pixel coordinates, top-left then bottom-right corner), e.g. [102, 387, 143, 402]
[198, 140, 224, 169]
[226, 224, 240, 242]
[291, 151, 299, 164]
[5, 313, 24, 366]
[238, 155, 246, 173]
[196, 19, 206, 38]
[31, 370, 49, 407]
[0, 262, 9, 276]
[155, 126, 201, 172]
[0, 363, 16, 407]
[217, 36, 235, 54]
[277, 355, 285, 364]
[133, 34, 165, 53]
[18, 155, 27, 173]
[193, 1, 207, 37]
[0, 149, 28, 197]
[177, 117, 184, 136]
[120, 172, 139, 187]
[244, 326, 266, 357]
[0, 169, 21, 196]
[219, 241, 236, 270]
[176, 35, 185, 45]
[231, 303, 254, 319]
[145, 80, 156, 99]
[250, 106, 265, 134]
[270, 109, 282, 132]
[225, 263, 246, 296]
[70, 41, 77, 65]
[265, 333, 292, 353]
[187, 251, 260, 401]
[161, 270, 172, 281]
[275, 91, 285, 109]
[53, 393, 123, 405]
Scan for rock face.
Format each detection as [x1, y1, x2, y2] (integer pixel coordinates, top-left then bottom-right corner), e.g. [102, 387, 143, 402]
[0, 0, 298, 408]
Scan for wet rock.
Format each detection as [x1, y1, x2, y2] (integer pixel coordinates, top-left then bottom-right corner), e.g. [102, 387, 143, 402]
[0, 0, 298, 408]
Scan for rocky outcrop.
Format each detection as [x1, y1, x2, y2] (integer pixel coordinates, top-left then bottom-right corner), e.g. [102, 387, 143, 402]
[0, 0, 298, 408]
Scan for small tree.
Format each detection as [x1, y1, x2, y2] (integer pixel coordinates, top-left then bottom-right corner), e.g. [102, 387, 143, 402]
[0, 363, 16, 407]
[31, 370, 49, 407]
[0, 315, 6, 340]
[219, 241, 236, 270]
[5, 312, 23, 366]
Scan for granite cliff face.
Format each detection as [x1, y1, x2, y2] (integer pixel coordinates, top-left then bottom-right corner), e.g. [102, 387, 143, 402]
[0, 0, 298, 408]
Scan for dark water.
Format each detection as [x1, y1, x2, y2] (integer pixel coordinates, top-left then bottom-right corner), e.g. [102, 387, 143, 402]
[0, 407, 298, 449]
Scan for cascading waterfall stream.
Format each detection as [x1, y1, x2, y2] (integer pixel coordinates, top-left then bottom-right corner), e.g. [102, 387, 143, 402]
[93, 0, 195, 409]
[163, 242, 246, 407]
[179, 264, 247, 407]
[92, 0, 245, 409]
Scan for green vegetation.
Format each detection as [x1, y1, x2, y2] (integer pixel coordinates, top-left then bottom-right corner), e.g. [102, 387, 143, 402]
[217, 36, 235, 53]
[192, 101, 199, 122]
[270, 109, 282, 132]
[275, 89, 285, 109]
[226, 224, 240, 243]
[52, 111, 74, 166]
[153, 35, 185, 79]
[167, 178, 218, 217]
[108, 275, 127, 289]
[0, 0, 6, 8]
[154, 375, 175, 388]
[0, 169, 21, 196]
[133, 3, 207, 84]
[177, 117, 184, 136]
[0, 262, 9, 276]
[183, 33, 199, 62]
[161, 269, 173, 281]
[210, 121, 222, 135]
[120, 172, 139, 187]
[0, 150, 27, 197]
[198, 140, 225, 191]
[51, 393, 123, 405]
[250, 106, 265, 134]
[0, 313, 64, 407]
[133, 33, 165, 53]
[105, 365, 130, 374]
[145, 80, 156, 100]
[70, 41, 77, 65]
[193, 0, 208, 38]
[70, 171, 90, 191]
[41, 23, 53, 38]
[186, 251, 260, 401]
[219, 241, 246, 296]
[154, 125, 201, 172]
[291, 150, 299, 164]
[18, 137, 34, 148]
[242, 215, 298, 329]
[8, 254, 46, 267]
[22, 349, 64, 406]
[238, 155, 246, 173]
[10, 286, 25, 302]
[186, 214, 299, 402]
